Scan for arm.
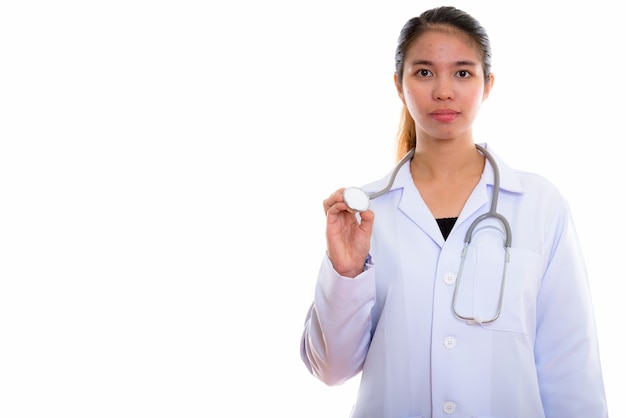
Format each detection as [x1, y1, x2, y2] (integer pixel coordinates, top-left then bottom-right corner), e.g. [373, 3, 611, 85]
[300, 188, 377, 386]
[300, 255, 376, 386]
[535, 201, 608, 417]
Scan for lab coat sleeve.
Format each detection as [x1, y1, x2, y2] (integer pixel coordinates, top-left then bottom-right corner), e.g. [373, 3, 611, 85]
[300, 254, 376, 386]
[534, 201, 608, 416]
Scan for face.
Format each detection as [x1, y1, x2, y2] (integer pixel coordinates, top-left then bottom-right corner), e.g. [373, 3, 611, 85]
[395, 28, 494, 142]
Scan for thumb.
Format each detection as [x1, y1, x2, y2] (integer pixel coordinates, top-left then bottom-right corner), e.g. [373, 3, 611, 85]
[359, 209, 375, 232]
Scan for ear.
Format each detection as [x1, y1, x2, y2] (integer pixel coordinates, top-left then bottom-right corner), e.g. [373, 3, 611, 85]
[482, 73, 495, 101]
[394, 72, 406, 105]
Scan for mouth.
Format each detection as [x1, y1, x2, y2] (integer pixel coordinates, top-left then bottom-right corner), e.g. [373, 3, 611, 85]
[430, 110, 459, 123]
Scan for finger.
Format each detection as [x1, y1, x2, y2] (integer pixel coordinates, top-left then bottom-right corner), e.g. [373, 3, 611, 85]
[359, 209, 375, 230]
[359, 209, 375, 223]
[323, 188, 346, 215]
[325, 200, 352, 219]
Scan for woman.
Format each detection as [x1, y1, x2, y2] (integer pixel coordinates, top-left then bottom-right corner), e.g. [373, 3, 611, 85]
[300, 6, 608, 418]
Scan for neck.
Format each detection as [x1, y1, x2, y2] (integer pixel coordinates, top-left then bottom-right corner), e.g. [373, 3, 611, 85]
[409, 138, 486, 219]
[411, 139, 484, 181]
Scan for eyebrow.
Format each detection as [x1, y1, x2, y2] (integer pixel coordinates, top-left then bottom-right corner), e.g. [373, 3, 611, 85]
[410, 59, 479, 67]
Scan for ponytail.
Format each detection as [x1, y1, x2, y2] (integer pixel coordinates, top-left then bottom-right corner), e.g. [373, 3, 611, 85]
[395, 105, 416, 162]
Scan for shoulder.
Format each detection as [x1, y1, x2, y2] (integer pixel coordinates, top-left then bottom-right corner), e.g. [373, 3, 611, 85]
[515, 169, 563, 198]
[487, 144, 564, 203]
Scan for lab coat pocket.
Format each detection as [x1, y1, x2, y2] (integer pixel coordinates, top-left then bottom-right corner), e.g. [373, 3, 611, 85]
[455, 229, 541, 334]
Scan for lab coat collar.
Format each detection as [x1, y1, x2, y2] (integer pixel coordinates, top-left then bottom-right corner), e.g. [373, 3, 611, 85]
[367, 143, 524, 245]
[372, 143, 525, 197]
[476, 143, 525, 195]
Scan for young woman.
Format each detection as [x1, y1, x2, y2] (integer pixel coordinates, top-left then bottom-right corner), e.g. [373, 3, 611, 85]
[300, 6, 608, 417]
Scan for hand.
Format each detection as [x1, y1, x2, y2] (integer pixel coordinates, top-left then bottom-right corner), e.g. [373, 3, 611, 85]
[323, 188, 374, 278]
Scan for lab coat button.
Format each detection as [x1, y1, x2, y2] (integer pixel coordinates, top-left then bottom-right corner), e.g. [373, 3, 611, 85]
[443, 401, 456, 414]
[443, 272, 456, 285]
[444, 336, 457, 349]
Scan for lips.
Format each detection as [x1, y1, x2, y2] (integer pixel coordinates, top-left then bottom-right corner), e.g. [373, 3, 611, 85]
[430, 109, 459, 123]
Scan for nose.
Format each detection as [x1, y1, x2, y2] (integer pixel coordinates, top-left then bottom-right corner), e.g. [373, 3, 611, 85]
[434, 80, 453, 100]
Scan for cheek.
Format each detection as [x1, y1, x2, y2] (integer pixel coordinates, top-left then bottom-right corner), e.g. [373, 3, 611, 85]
[402, 87, 423, 106]
[403, 91, 422, 115]
[464, 89, 487, 109]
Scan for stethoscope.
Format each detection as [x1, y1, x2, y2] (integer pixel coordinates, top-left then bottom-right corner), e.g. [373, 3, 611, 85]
[343, 143, 512, 324]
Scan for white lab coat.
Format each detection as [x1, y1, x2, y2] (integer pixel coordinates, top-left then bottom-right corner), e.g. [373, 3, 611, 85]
[301, 144, 608, 418]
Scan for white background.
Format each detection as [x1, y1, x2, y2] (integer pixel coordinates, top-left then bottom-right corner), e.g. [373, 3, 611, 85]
[1, 1, 622, 417]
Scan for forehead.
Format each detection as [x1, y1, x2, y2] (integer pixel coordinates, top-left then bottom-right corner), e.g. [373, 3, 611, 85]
[406, 26, 483, 63]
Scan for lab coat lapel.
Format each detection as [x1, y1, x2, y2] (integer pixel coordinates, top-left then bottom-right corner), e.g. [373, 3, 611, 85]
[391, 144, 523, 247]
[395, 165, 448, 247]
[457, 143, 526, 225]
[458, 173, 491, 226]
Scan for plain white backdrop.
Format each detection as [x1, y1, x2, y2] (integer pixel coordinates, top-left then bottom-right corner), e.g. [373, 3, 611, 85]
[0, 1, 622, 416]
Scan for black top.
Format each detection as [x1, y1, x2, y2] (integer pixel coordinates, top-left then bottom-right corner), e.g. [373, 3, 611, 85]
[436, 217, 458, 240]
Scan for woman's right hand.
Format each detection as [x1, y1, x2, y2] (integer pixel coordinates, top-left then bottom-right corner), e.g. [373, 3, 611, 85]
[323, 188, 375, 278]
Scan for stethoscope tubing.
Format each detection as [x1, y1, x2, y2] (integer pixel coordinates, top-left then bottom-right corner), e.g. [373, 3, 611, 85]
[469, 144, 512, 248]
[342, 143, 513, 324]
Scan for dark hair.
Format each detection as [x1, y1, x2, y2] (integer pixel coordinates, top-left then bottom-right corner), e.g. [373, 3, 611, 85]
[394, 6, 492, 160]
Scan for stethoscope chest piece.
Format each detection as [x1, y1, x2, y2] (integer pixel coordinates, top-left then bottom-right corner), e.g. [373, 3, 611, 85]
[343, 187, 371, 212]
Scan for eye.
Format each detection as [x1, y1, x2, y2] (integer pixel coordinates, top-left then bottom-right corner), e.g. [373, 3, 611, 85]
[456, 70, 471, 78]
[416, 69, 432, 77]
